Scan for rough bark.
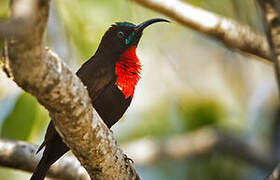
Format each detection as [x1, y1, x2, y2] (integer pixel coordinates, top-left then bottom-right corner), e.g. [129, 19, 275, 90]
[1, 0, 140, 179]
[131, 0, 271, 62]
[0, 138, 89, 180]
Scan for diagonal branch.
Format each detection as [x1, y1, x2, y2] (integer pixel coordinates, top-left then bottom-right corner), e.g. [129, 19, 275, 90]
[1, 0, 140, 179]
[131, 0, 271, 62]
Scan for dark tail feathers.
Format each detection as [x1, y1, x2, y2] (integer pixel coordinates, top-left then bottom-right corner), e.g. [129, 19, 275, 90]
[30, 156, 51, 180]
[30, 121, 69, 180]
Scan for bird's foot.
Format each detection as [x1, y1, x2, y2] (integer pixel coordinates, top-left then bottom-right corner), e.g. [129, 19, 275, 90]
[123, 154, 134, 164]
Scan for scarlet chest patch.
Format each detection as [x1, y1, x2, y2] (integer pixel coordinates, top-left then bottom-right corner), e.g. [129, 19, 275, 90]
[115, 46, 141, 99]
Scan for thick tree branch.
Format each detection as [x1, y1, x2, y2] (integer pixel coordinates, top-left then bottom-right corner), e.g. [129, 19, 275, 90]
[0, 138, 89, 180]
[1, 0, 140, 179]
[131, 0, 271, 62]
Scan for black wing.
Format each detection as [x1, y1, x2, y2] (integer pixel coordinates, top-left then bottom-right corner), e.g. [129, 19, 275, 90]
[31, 56, 114, 180]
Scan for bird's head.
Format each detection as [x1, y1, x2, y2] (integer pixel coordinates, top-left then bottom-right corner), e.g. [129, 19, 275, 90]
[95, 18, 169, 99]
[97, 18, 169, 59]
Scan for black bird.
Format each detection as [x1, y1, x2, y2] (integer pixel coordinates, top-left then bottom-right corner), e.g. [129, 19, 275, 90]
[30, 18, 169, 180]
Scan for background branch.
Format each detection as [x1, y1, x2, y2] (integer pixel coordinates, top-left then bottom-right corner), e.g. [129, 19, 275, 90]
[131, 0, 270, 62]
[0, 127, 275, 177]
[0, 138, 89, 180]
[124, 127, 275, 170]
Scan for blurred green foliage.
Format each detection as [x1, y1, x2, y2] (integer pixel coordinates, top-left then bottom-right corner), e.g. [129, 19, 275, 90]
[0, 0, 8, 50]
[120, 97, 222, 142]
[0, 41, 4, 50]
[141, 155, 247, 180]
[0, 167, 30, 180]
[1, 93, 49, 141]
[178, 97, 222, 131]
[1, 93, 37, 140]
[54, 0, 124, 60]
[185, 155, 247, 180]
[184, 0, 204, 6]
[0, 0, 8, 19]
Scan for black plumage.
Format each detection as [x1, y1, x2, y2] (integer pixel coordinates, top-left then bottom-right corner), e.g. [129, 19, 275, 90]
[30, 18, 168, 180]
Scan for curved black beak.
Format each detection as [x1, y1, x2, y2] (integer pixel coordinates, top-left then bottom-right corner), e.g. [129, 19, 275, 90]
[135, 18, 169, 34]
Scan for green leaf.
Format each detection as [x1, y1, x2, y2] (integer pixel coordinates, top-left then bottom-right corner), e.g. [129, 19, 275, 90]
[1, 93, 38, 140]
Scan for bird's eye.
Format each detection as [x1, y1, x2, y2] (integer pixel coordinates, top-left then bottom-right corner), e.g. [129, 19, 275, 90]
[117, 31, 125, 38]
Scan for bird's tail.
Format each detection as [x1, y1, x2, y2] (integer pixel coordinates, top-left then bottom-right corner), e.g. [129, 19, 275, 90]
[30, 156, 51, 180]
